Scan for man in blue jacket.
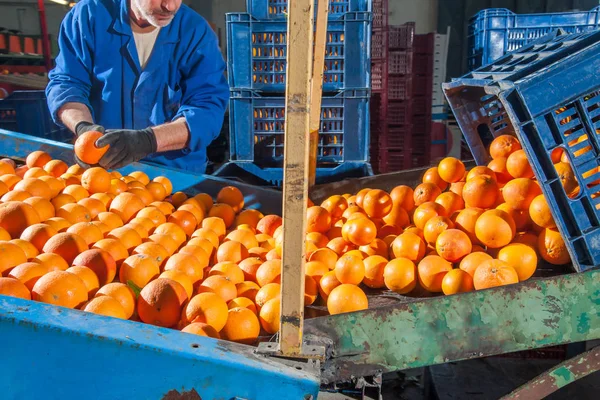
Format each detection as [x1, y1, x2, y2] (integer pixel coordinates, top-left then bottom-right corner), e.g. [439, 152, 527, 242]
[46, 0, 229, 173]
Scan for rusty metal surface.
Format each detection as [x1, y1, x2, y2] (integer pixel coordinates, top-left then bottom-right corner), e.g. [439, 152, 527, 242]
[305, 270, 600, 384]
[503, 346, 600, 400]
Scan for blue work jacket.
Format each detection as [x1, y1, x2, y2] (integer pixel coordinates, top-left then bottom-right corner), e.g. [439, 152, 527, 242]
[46, 0, 229, 173]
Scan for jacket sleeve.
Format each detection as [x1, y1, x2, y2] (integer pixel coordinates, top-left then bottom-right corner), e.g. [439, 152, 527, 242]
[173, 23, 229, 154]
[46, 5, 94, 126]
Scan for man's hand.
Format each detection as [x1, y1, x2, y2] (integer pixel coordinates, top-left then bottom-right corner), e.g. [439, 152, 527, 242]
[96, 128, 157, 170]
[74, 121, 106, 169]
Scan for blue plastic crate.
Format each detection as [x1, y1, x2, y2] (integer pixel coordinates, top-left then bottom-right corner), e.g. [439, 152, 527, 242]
[229, 88, 370, 165]
[444, 29, 600, 272]
[0, 91, 71, 143]
[468, 7, 600, 70]
[226, 12, 372, 92]
[245, 0, 372, 20]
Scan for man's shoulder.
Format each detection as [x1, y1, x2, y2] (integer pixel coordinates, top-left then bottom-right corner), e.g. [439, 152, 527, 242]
[69, 0, 118, 18]
[177, 4, 212, 27]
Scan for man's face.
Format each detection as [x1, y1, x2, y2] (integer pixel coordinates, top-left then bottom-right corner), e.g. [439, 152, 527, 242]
[132, 0, 182, 27]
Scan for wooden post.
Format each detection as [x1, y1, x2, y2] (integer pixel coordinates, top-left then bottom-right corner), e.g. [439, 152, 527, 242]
[279, 0, 315, 356]
[308, 0, 330, 187]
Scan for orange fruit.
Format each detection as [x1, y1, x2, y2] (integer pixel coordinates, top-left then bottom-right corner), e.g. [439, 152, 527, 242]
[78, 198, 107, 220]
[145, 182, 167, 202]
[435, 192, 465, 216]
[334, 254, 365, 285]
[506, 149, 534, 179]
[119, 254, 160, 288]
[554, 162, 579, 195]
[475, 209, 516, 249]
[181, 292, 228, 330]
[95, 212, 123, 230]
[327, 284, 368, 315]
[10, 238, 39, 260]
[321, 195, 349, 222]
[92, 239, 128, 267]
[382, 202, 410, 228]
[341, 218, 377, 246]
[215, 240, 247, 264]
[318, 270, 341, 301]
[95, 282, 136, 319]
[459, 252, 493, 278]
[66, 164, 84, 175]
[462, 175, 499, 209]
[66, 265, 99, 297]
[390, 232, 426, 262]
[0, 277, 31, 299]
[42, 232, 88, 264]
[199, 275, 237, 302]
[238, 258, 262, 283]
[258, 297, 280, 333]
[74, 131, 109, 164]
[147, 234, 180, 256]
[354, 188, 371, 208]
[362, 189, 393, 218]
[225, 229, 259, 249]
[57, 203, 93, 225]
[383, 258, 417, 294]
[0, 181, 8, 198]
[151, 176, 172, 197]
[24, 167, 49, 179]
[1, 190, 31, 202]
[82, 296, 126, 319]
[413, 183, 442, 207]
[538, 228, 570, 265]
[488, 157, 512, 185]
[60, 173, 80, 186]
[436, 229, 472, 263]
[473, 259, 519, 290]
[466, 166, 497, 183]
[441, 269, 474, 295]
[137, 278, 187, 327]
[41, 175, 66, 197]
[32, 253, 69, 272]
[127, 187, 154, 206]
[417, 255, 452, 292]
[489, 135, 521, 159]
[0, 201, 41, 237]
[0, 174, 21, 190]
[136, 207, 167, 228]
[453, 208, 484, 245]
[234, 209, 263, 229]
[209, 262, 244, 284]
[107, 226, 142, 251]
[496, 203, 532, 232]
[423, 216, 454, 246]
[62, 185, 89, 202]
[20, 223, 58, 252]
[32, 270, 87, 308]
[26, 151, 51, 168]
[178, 204, 204, 226]
[132, 242, 169, 269]
[164, 253, 204, 283]
[359, 238, 389, 259]
[171, 192, 188, 207]
[0, 226, 9, 241]
[221, 307, 260, 344]
[8, 262, 48, 290]
[51, 193, 76, 210]
[207, 203, 236, 228]
[42, 160, 68, 178]
[438, 157, 466, 183]
[128, 217, 153, 235]
[306, 232, 329, 249]
[109, 192, 145, 223]
[255, 259, 282, 287]
[108, 178, 127, 195]
[81, 167, 111, 194]
[228, 296, 258, 315]
[305, 260, 329, 283]
[412, 202, 446, 230]
[256, 215, 282, 237]
[306, 206, 332, 234]
[422, 167, 448, 191]
[153, 222, 187, 245]
[167, 210, 197, 238]
[14, 178, 52, 200]
[216, 186, 245, 213]
[255, 283, 281, 311]
[127, 171, 149, 185]
[192, 193, 214, 213]
[361, 255, 387, 289]
[150, 201, 175, 216]
[309, 247, 338, 270]
[529, 194, 556, 229]
[200, 217, 227, 241]
[186, 237, 215, 257]
[236, 280, 260, 302]
[72, 248, 117, 286]
[67, 222, 104, 246]
[326, 237, 355, 256]
[44, 217, 71, 233]
[181, 322, 221, 339]
[179, 244, 210, 265]
[502, 178, 542, 210]
[0, 161, 15, 175]
[90, 193, 113, 209]
[497, 243, 537, 281]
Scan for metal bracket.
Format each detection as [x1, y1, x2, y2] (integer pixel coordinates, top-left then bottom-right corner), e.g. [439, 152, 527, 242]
[256, 342, 326, 376]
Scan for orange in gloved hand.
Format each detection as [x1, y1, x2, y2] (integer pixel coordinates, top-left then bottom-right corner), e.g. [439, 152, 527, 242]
[74, 131, 109, 165]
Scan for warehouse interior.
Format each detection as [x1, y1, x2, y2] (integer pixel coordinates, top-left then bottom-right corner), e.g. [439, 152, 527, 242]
[0, 0, 599, 399]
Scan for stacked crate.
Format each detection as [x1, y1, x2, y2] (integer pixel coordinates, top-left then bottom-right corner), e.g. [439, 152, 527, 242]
[221, 0, 373, 185]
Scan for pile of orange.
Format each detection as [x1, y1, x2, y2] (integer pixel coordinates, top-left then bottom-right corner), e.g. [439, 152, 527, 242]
[0, 135, 572, 343]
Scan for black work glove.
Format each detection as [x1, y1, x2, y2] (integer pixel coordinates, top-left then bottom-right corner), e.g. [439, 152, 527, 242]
[75, 121, 105, 137]
[74, 121, 106, 169]
[96, 128, 157, 170]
